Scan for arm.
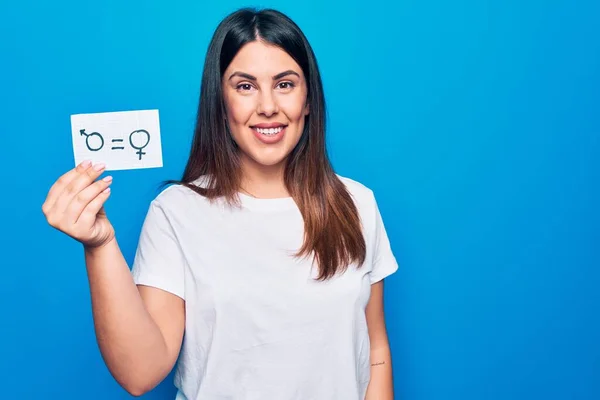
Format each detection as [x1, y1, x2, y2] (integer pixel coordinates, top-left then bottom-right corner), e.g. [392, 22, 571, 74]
[86, 239, 185, 396]
[365, 280, 394, 400]
[42, 162, 184, 396]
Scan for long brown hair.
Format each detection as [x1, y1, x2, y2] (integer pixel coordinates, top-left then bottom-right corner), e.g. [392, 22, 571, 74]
[170, 8, 366, 280]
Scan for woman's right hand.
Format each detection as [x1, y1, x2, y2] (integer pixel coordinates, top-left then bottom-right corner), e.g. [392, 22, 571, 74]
[42, 160, 115, 249]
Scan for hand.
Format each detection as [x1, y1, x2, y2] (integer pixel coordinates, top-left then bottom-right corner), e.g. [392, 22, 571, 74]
[42, 160, 115, 249]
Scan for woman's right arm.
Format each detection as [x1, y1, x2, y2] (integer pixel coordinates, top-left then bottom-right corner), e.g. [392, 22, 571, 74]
[42, 161, 184, 396]
[85, 239, 184, 396]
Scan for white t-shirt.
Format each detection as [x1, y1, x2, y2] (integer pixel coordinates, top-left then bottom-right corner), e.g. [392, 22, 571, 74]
[131, 175, 399, 400]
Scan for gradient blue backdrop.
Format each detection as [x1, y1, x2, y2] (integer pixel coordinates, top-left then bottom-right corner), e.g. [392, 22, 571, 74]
[1, 0, 598, 399]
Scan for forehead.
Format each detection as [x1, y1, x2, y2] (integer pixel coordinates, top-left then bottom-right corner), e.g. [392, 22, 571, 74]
[225, 41, 302, 76]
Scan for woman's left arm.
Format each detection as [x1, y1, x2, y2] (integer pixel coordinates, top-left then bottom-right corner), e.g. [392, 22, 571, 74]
[365, 280, 394, 400]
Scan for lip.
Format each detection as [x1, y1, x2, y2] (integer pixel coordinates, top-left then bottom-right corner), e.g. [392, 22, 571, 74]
[251, 122, 287, 129]
[251, 125, 287, 144]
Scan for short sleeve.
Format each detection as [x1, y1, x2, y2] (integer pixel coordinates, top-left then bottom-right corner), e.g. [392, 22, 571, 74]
[131, 200, 186, 300]
[369, 194, 399, 284]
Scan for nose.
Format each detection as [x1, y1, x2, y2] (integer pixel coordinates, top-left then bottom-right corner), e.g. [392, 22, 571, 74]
[256, 90, 278, 117]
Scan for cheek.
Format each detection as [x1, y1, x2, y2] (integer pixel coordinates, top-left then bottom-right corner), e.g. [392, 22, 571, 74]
[280, 95, 308, 121]
[226, 96, 254, 126]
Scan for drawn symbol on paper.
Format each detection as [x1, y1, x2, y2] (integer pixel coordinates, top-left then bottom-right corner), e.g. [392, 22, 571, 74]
[80, 129, 104, 151]
[129, 129, 150, 160]
[111, 138, 125, 150]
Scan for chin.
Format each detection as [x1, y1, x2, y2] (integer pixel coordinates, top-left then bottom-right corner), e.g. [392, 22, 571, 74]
[250, 152, 289, 168]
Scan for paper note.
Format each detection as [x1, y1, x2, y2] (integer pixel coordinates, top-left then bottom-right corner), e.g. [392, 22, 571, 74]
[70, 109, 163, 171]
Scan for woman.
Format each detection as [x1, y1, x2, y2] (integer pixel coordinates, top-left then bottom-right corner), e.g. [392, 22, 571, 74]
[42, 7, 398, 400]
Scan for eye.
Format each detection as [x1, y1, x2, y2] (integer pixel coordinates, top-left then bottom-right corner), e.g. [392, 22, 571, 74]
[277, 81, 295, 90]
[236, 83, 254, 92]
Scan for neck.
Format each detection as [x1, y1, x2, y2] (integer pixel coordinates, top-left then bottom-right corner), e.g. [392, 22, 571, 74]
[239, 156, 290, 199]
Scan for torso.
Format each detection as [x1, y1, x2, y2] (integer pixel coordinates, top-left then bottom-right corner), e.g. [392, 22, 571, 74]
[134, 175, 392, 399]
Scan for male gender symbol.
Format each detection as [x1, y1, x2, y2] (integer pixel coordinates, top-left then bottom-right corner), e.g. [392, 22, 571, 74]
[80, 129, 104, 151]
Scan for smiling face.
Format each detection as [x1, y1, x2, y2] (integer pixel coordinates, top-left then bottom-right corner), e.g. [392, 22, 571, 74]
[222, 40, 310, 172]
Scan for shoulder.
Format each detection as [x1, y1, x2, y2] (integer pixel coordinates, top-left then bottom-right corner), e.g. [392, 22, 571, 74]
[336, 174, 379, 224]
[336, 174, 376, 206]
[153, 183, 195, 205]
[148, 179, 209, 215]
[336, 174, 383, 239]
[139, 181, 213, 231]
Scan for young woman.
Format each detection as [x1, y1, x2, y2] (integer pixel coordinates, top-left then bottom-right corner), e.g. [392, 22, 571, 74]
[42, 8, 398, 400]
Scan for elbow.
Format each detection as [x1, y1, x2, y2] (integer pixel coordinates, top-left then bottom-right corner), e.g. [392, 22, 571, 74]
[122, 381, 153, 397]
[117, 373, 160, 397]
[103, 350, 171, 396]
[125, 389, 145, 398]
[128, 389, 148, 398]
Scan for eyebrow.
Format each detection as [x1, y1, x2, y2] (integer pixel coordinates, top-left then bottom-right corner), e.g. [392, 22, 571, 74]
[228, 70, 300, 81]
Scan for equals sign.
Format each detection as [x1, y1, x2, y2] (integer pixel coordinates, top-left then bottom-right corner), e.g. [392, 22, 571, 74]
[111, 138, 125, 150]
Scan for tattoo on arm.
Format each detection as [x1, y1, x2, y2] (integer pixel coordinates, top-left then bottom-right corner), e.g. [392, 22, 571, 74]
[371, 361, 386, 366]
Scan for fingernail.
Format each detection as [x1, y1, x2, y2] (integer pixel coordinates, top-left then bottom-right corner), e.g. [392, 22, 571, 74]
[103, 187, 111, 194]
[102, 175, 113, 182]
[93, 163, 106, 171]
[81, 160, 91, 168]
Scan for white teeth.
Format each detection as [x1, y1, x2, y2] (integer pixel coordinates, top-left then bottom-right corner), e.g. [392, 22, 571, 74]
[256, 127, 283, 135]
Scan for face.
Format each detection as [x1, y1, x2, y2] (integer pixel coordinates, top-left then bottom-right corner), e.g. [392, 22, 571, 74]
[222, 40, 309, 171]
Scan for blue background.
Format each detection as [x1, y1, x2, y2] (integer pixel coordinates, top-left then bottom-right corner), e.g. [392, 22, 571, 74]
[1, 0, 598, 399]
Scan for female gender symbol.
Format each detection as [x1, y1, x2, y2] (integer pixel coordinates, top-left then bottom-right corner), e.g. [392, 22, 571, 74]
[129, 129, 150, 160]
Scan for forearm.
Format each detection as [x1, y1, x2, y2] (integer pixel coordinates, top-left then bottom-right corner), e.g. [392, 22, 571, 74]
[85, 237, 169, 394]
[365, 345, 394, 400]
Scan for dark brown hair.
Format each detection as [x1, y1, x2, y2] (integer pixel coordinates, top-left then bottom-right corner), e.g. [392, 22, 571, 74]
[170, 8, 365, 280]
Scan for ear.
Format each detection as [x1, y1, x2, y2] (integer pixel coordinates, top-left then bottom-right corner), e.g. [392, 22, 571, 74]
[304, 102, 310, 116]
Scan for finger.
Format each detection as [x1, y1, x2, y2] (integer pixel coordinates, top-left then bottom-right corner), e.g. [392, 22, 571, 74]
[77, 186, 112, 228]
[43, 160, 92, 213]
[53, 162, 107, 216]
[66, 175, 113, 224]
